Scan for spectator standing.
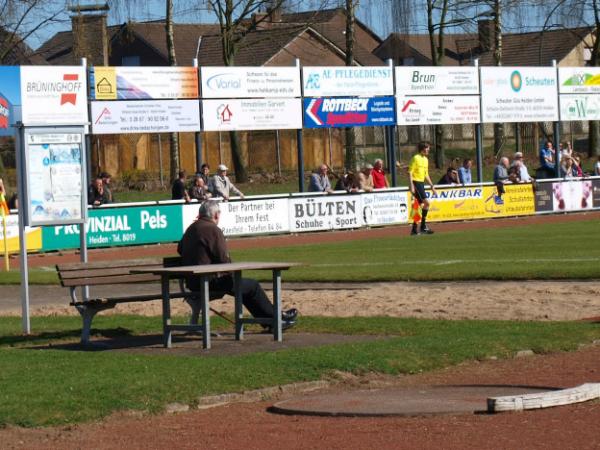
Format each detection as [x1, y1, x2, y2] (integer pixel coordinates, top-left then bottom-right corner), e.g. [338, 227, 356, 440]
[512, 152, 532, 182]
[493, 157, 510, 204]
[539, 140, 556, 178]
[188, 175, 212, 201]
[572, 154, 584, 177]
[177, 201, 298, 331]
[358, 164, 374, 192]
[457, 158, 472, 184]
[199, 163, 210, 185]
[371, 159, 389, 189]
[595, 155, 600, 176]
[408, 142, 437, 235]
[437, 167, 460, 185]
[308, 164, 334, 193]
[99, 172, 114, 203]
[172, 170, 190, 202]
[209, 164, 244, 200]
[560, 155, 578, 179]
[88, 177, 110, 206]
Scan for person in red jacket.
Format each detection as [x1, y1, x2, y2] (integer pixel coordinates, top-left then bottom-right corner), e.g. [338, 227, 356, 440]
[371, 159, 389, 189]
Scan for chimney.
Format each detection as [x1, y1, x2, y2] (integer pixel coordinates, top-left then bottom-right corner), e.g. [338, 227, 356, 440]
[478, 19, 494, 52]
[267, 5, 282, 23]
[69, 3, 109, 66]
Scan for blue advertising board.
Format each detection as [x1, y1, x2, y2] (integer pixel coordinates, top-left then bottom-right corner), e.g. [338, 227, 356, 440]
[0, 66, 22, 136]
[303, 96, 395, 128]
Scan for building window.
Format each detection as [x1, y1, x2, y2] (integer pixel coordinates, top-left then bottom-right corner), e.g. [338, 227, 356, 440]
[122, 55, 140, 66]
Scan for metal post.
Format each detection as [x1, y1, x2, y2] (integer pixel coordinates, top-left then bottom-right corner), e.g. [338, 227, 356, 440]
[388, 126, 398, 187]
[297, 129, 305, 192]
[15, 124, 30, 334]
[193, 58, 203, 173]
[475, 59, 484, 183]
[515, 123, 522, 154]
[553, 60, 561, 175]
[275, 130, 281, 177]
[328, 128, 333, 168]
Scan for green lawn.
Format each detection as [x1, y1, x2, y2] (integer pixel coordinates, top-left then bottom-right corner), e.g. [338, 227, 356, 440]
[1, 315, 598, 427]
[3, 219, 600, 285]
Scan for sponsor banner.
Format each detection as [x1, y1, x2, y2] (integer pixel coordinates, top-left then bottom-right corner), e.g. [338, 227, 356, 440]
[397, 95, 480, 125]
[551, 179, 593, 212]
[480, 67, 558, 123]
[289, 195, 362, 232]
[559, 94, 600, 121]
[0, 66, 21, 136]
[594, 179, 600, 208]
[559, 67, 600, 94]
[41, 204, 183, 251]
[202, 98, 302, 131]
[303, 96, 395, 128]
[20, 66, 87, 125]
[534, 182, 553, 212]
[26, 132, 84, 225]
[302, 66, 393, 97]
[395, 67, 479, 95]
[362, 191, 409, 226]
[0, 215, 42, 253]
[182, 199, 290, 237]
[90, 66, 199, 100]
[200, 67, 300, 99]
[91, 100, 201, 134]
[424, 184, 535, 222]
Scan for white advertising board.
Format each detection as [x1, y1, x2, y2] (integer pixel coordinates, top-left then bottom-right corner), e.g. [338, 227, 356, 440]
[480, 67, 558, 123]
[395, 67, 479, 95]
[302, 66, 393, 97]
[362, 191, 409, 226]
[91, 66, 199, 100]
[91, 100, 201, 134]
[560, 94, 600, 121]
[552, 180, 593, 212]
[289, 195, 363, 232]
[558, 67, 600, 94]
[200, 67, 301, 98]
[25, 131, 84, 225]
[20, 66, 88, 125]
[397, 95, 480, 125]
[202, 98, 302, 131]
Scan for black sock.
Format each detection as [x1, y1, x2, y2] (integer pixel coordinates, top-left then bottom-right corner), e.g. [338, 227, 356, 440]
[421, 208, 429, 229]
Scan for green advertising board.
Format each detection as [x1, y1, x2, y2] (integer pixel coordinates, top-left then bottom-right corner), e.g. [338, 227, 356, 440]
[42, 204, 183, 251]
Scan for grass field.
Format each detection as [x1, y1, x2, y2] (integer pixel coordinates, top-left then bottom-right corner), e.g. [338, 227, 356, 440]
[4, 219, 600, 285]
[1, 315, 599, 426]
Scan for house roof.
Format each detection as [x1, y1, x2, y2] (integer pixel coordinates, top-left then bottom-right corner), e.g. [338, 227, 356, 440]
[1, 28, 48, 65]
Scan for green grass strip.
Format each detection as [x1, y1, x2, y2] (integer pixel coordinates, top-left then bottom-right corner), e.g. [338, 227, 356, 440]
[0, 315, 598, 427]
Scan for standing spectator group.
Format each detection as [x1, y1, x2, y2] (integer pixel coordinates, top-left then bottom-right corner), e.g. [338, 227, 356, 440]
[171, 164, 244, 202]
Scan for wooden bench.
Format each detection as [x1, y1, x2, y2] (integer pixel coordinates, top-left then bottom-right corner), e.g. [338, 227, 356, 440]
[56, 257, 223, 344]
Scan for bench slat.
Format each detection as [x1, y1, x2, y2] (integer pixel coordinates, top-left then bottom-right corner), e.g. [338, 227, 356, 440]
[58, 265, 163, 280]
[57, 258, 162, 272]
[61, 273, 160, 287]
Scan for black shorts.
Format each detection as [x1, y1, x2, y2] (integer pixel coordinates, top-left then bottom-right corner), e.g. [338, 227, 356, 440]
[413, 181, 427, 204]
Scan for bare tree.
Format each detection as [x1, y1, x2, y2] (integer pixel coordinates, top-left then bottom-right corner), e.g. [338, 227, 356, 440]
[343, 0, 358, 170]
[166, 0, 181, 182]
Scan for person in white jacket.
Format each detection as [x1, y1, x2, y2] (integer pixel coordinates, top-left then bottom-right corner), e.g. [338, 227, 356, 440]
[209, 164, 244, 201]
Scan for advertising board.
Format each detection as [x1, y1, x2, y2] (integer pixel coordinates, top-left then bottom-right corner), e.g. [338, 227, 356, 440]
[202, 98, 302, 131]
[395, 67, 479, 95]
[200, 66, 300, 98]
[558, 67, 600, 94]
[550, 179, 593, 212]
[20, 66, 88, 125]
[91, 100, 201, 134]
[302, 66, 393, 97]
[396, 95, 480, 125]
[559, 94, 600, 121]
[90, 66, 199, 100]
[480, 67, 558, 123]
[25, 131, 85, 226]
[0, 66, 21, 136]
[289, 195, 363, 232]
[0, 215, 41, 253]
[362, 191, 409, 226]
[303, 96, 395, 128]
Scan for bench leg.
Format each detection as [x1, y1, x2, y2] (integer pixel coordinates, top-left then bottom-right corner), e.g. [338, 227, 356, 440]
[234, 271, 244, 341]
[74, 304, 113, 345]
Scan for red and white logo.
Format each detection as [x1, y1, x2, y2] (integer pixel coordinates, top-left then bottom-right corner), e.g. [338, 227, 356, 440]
[0, 96, 9, 129]
[61, 74, 79, 105]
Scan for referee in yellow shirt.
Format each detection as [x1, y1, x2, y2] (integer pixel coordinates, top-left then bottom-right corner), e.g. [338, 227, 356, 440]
[408, 142, 437, 235]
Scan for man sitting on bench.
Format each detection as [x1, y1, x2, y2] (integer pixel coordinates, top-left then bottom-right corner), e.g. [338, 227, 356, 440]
[177, 201, 298, 331]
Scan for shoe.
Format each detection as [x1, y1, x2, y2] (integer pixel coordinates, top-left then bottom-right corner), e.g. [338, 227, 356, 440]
[264, 319, 296, 333]
[420, 227, 434, 234]
[410, 228, 420, 236]
[282, 308, 298, 322]
[494, 195, 504, 205]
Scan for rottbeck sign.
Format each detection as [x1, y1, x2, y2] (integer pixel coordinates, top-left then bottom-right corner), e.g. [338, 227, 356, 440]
[303, 96, 395, 128]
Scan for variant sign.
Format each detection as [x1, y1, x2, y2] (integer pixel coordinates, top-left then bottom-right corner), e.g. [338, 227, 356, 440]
[91, 100, 201, 134]
[20, 66, 87, 125]
[362, 191, 409, 226]
[397, 95, 480, 125]
[395, 67, 479, 95]
[480, 67, 558, 123]
[0, 66, 21, 136]
[559, 67, 600, 94]
[200, 67, 301, 98]
[90, 67, 199, 100]
[202, 98, 302, 131]
[303, 96, 395, 128]
[42, 204, 183, 250]
[289, 195, 362, 232]
[424, 184, 535, 222]
[25, 131, 85, 225]
[535, 180, 594, 212]
[302, 66, 393, 97]
[559, 94, 600, 121]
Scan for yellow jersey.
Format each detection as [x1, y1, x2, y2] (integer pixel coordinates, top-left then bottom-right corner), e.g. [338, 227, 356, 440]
[409, 154, 429, 182]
